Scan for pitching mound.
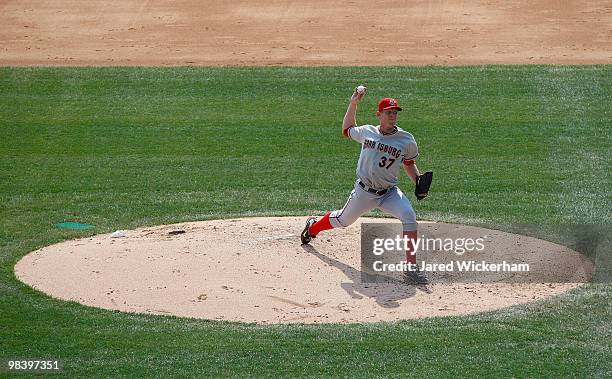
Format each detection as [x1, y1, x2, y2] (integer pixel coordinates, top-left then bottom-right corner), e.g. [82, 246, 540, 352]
[15, 217, 590, 324]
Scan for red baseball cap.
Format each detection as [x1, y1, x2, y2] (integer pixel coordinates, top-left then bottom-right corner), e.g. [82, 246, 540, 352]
[378, 98, 402, 112]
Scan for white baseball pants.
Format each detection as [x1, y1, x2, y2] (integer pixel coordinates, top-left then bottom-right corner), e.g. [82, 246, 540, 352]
[329, 180, 417, 231]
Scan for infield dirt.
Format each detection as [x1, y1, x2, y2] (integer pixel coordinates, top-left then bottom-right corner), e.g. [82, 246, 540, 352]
[1, 0, 610, 66]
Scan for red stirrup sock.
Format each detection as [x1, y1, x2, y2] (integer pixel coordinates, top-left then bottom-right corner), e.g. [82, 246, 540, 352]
[404, 230, 418, 265]
[310, 212, 333, 237]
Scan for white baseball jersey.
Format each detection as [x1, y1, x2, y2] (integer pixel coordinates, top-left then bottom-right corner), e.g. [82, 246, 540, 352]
[346, 124, 418, 190]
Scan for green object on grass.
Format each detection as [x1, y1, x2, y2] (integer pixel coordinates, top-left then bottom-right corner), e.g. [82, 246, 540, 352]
[54, 222, 95, 230]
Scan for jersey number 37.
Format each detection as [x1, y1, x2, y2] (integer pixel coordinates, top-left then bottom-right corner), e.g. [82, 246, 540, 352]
[378, 156, 396, 169]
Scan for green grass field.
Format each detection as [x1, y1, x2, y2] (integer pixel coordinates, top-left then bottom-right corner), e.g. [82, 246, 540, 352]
[1, 66, 610, 377]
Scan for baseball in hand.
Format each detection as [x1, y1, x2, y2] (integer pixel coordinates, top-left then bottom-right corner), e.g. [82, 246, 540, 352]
[356, 85, 366, 94]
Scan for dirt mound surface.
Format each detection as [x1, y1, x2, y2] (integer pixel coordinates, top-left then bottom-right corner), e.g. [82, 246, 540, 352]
[15, 217, 590, 324]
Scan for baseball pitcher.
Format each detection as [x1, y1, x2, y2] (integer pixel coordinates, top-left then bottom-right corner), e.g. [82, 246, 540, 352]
[301, 86, 433, 285]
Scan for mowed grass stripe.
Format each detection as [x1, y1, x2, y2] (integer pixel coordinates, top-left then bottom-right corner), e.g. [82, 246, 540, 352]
[0, 66, 610, 377]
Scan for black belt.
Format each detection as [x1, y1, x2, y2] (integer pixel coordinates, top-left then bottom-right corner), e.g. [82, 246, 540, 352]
[359, 181, 389, 196]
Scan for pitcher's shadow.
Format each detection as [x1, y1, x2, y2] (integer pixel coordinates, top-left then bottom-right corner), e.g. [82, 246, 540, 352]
[301, 244, 428, 308]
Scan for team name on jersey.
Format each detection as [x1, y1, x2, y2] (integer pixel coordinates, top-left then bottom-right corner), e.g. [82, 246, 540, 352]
[363, 139, 402, 158]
